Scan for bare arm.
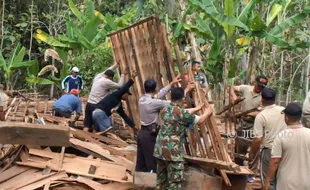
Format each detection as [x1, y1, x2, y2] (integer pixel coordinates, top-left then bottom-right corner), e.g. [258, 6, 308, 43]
[185, 103, 204, 114]
[249, 137, 263, 161]
[197, 107, 213, 124]
[264, 158, 281, 190]
[230, 86, 240, 102]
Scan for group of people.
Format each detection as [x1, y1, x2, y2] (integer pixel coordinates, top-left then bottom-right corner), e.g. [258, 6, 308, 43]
[46, 61, 310, 190]
[231, 76, 310, 190]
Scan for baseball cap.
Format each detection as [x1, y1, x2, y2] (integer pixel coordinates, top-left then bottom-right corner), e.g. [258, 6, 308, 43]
[282, 103, 302, 117]
[70, 89, 80, 95]
[71, 66, 79, 73]
[261, 88, 276, 101]
[255, 75, 268, 87]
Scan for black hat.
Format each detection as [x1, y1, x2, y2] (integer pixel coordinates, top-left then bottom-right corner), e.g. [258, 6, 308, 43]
[261, 88, 276, 101]
[255, 75, 268, 87]
[282, 103, 302, 117]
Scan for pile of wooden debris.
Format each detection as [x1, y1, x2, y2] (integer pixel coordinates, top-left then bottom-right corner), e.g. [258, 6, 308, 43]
[0, 95, 136, 190]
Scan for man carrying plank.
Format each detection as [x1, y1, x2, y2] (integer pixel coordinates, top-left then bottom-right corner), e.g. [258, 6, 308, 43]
[230, 75, 268, 182]
[92, 71, 137, 134]
[264, 103, 310, 190]
[302, 90, 310, 128]
[83, 63, 125, 132]
[249, 88, 286, 189]
[153, 87, 213, 190]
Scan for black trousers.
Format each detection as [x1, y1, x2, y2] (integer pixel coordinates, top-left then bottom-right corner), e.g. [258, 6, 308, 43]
[135, 126, 157, 173]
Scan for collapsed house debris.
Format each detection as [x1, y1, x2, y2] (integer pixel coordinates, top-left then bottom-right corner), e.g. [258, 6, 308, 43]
[0, 15, 261, 190]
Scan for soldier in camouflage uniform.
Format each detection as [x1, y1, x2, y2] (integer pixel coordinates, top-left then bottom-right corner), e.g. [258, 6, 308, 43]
[153, 87, 213, 190]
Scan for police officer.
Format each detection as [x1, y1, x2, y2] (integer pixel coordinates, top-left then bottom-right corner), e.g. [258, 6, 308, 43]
[153, 87, 213, 190]
[135, 75, 182, 173]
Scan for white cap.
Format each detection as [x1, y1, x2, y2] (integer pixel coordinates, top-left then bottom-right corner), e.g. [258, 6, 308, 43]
[71, 66, 79, 73]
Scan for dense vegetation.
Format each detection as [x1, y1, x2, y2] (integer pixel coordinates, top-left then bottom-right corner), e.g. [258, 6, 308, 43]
[0, 0, 309, 104]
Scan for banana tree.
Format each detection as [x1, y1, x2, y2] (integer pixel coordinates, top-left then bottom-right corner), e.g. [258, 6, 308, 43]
[34, 0, 137, 50]
[26, 48, 70, 90]
[176, 0, 310, 81]
[0, 43, 36, 90]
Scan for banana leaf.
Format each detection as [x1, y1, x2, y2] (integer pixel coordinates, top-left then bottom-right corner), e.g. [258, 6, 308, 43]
[189, 0, 218, 14]
[91, 28, 108, 46]
[211, 13, 249, 31]
[66, 15, 75, 40]
[26, 76, 55, 85]
[8, 43, 21, 68]
[238, 0, 259, 23]
[27, 59, 39, 77]
[82, 14, 102, 42]
[11, 46, 26, 67]
[195, 15, 215, 39]
[10, 60, 36, 69]
[208, 38, 220, 62]
[35, 29, 70, 48]
[269, 13, 308, 36]
[0, 53, 7, 71]
[68, 0, 85, 23]
[223, 0, 235, 39]
[264, 33, 289, 47]
[85, 0, 95, 20]
[266, 3, 282, 26]
[105, 14, 117, 31]
[250, 15, 266, 32]
[172, 21, 184, 41]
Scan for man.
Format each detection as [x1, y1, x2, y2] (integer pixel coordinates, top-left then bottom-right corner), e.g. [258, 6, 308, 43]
[302, 91, 310, 128]
[191, 61, 212, 101]
[92, 71, 136, 134]
[230, 75, 268, 165]
[53, 89, 82, 124]
[136, 75, 195, 173]
[264, 103, 310, 190]
[83, 64, 125, 132]
[62, 67, 83, 93]
[154, 87, 213, 190]
[249, 88, 286, 189]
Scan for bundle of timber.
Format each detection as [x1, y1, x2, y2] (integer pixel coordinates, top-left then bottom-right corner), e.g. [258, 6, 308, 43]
[0, 127, 136, 190]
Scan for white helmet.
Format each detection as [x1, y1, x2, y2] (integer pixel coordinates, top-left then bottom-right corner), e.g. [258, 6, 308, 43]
[71, 66, 79, 73]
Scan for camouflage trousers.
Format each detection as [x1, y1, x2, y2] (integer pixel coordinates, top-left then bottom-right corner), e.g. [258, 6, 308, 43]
[156, 159, 184, 190]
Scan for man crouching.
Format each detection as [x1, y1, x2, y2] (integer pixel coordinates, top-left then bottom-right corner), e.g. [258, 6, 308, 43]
[153, 87, 213, 190]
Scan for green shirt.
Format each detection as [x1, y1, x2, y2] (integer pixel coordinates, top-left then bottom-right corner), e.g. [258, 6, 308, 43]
[153, 103, 195, 161]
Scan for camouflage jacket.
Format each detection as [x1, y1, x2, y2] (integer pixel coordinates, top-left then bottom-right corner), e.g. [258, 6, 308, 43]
[153, 103, 195, 161]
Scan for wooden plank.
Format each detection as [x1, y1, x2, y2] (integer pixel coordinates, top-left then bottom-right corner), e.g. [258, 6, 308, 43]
[70, 129, 134, 161]
[0, 166, 29, 183]
[26, 149, 128, 182]
[17, 172, 68, 190]
[0, 122, 70, 146]
[184, 155, 240, 172]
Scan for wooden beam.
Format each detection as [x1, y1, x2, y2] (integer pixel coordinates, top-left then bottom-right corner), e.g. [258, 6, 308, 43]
[184, 155, 240, 173]
[216, 97, 245, 115]
[0, 122, 70, 146]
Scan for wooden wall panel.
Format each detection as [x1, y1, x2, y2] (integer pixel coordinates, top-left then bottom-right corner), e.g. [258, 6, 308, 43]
[109, 15, 175, 128]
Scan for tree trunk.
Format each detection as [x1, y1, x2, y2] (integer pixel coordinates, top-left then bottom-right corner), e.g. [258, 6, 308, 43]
[0, 0, 5, 50]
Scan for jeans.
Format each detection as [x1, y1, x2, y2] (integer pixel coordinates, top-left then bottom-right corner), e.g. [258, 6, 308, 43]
[53, 108, 72, 118]
[92, 109, 111, 132]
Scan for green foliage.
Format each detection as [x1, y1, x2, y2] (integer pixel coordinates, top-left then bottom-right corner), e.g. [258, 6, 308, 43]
[70, 46, 114, 94]
[0, 43, 36, 89]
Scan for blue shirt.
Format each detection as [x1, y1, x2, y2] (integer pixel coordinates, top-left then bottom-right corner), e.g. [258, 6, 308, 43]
[53, 94, 82, 114]
[62, 75, 83, 92]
